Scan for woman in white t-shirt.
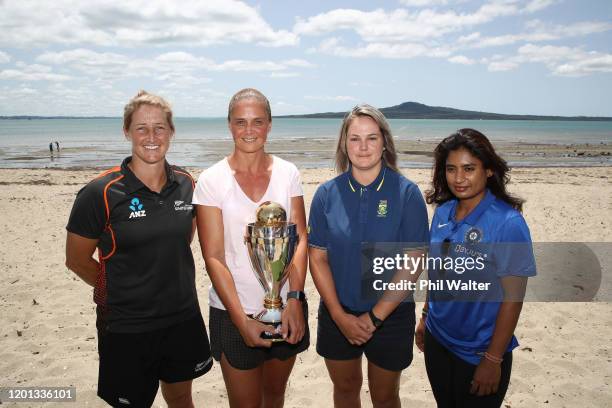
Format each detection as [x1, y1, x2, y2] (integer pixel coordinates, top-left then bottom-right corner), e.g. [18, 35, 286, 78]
[193, 88, 309, 407]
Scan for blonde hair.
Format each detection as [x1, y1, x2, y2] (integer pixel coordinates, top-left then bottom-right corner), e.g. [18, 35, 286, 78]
[335, 104, 398, 173]
[123, 90, 174, 132]
[227, 88, 272, 122]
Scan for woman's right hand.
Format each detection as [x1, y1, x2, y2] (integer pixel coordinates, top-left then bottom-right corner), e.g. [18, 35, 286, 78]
[333, 312, 374, 345]
[237, 317, 276, 348]
[415, 317, 426, 352]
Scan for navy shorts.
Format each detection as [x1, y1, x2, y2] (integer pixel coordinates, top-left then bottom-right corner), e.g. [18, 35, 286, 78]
[316, 301, 415, 372]
[97, 312, 212, 407]
[209, 304, 310, 370]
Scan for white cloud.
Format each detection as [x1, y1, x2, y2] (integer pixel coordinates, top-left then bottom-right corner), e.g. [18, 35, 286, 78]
[38, 49, 129, 66]
[294, 1, 561, 61]
[315, 37, 451, 59]
[487, 60, 520, 71]
[270, 72, 300, 78]
[211, 60, 287, 72]
[459, 20, 612, 48]
[0, 0, 297, 48]
[522, 0, 556, 14]
[448, 55, 475, 65]
[0, 51, 10, 63]
[283, 59, 317, 68]
[294, 2, 549, 43]
[484, 43, 612, 76]
[399, 0, 448, 6]
[37, 49, 316, 79]
[0, 63, 72, 81]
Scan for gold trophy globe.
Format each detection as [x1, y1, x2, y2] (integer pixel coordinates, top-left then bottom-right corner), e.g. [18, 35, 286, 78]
[245, 202, 299, 341]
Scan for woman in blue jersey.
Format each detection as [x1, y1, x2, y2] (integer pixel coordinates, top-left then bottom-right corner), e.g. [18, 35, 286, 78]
[415, 128, 536, 407]
[308, 104, 429, 407]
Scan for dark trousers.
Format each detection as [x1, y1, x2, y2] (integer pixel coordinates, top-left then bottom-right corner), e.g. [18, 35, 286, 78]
[424, 329, 512, 408]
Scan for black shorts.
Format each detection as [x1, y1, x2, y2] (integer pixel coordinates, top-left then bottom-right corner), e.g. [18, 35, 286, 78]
[424, 328, 513, 408]
[316, 301, 415, 372]
[209, 304, 310, 370]
[97, 312, 212, 408]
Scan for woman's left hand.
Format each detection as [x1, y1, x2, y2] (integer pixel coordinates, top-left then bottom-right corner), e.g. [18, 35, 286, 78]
[281, 299, 305, 344]
[470, 358, 501, 396]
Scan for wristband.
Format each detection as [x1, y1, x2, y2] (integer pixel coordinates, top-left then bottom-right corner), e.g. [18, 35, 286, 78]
[483, 352, 503, 364]
[368, 310, 384, 329]
[287, 291, 306, 302]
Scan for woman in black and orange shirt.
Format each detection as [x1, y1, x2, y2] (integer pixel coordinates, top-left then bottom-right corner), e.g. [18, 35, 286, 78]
[65, 91, 211, 408]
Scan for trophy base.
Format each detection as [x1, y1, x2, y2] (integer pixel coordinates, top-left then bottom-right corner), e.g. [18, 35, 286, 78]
[253, 307, 285, 342]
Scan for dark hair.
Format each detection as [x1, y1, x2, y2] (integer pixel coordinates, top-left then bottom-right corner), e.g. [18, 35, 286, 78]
[425, 128, 524, 212]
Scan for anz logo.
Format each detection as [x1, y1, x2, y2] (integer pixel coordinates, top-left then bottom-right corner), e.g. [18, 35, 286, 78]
[128, 197, 146, 219]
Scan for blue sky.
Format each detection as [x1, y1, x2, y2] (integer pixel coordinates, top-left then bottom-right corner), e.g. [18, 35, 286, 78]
[0, 0, 610, 117]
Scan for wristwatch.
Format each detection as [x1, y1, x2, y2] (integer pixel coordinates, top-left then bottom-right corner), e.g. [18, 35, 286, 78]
[287, 291, 306, 302]
[368, 310, 384, 329]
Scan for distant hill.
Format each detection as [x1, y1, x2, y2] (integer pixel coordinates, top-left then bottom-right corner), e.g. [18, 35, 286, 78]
[276, 101, 612, 121]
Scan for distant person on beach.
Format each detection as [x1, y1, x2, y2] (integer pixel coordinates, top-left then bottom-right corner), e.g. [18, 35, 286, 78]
[193, 88, 309, 407]
[416, 128, 536, 407]
[49, 142, 53, 153]
[55, 141, 60, 151]
[308, 104, 429, 407]
[65, 90, 212, 407]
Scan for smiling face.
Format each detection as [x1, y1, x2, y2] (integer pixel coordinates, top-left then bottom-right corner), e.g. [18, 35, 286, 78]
[445, 147, 493, 204]
[124, 104, 172, 166]
[228, 98, 271, 154]
[346, 115, 384, 174]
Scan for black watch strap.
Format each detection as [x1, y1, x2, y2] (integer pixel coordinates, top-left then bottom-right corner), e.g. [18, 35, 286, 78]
[287, 291, 306, 302]
[368, 310, 384, 328]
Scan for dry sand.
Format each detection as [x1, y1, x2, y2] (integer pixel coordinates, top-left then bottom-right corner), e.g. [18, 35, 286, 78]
[0, 166, 611, 407]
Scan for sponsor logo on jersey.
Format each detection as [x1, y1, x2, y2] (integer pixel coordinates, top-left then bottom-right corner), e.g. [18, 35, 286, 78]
[377, 200, 388, 217]
[128, 197, 146, 219]
[174, 200, 193, 211]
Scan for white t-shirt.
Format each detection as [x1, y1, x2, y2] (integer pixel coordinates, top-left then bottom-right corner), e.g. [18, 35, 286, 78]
[193, 155, 304, 314]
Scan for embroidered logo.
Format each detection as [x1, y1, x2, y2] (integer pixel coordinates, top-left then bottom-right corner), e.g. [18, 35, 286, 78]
[118, 397, 131, 405]
[377, 200, 388, 217]
[465, 227, 483, 243]
[174, 200, 193, 211]
[128, 197, 146, 219]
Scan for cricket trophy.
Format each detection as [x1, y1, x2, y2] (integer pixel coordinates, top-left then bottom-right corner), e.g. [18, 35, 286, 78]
[244, 201, 299, 341]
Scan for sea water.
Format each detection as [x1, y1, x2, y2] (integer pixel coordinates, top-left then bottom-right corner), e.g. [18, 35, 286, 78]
[1, 118, 611, 169]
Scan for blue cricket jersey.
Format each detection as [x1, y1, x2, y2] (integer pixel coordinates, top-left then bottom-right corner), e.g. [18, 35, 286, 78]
[426, 189, 536, 365]
[308, 166, 430, 312]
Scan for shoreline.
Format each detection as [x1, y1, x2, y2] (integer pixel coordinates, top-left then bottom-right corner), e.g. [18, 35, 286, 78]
[2, 139, 612, 170]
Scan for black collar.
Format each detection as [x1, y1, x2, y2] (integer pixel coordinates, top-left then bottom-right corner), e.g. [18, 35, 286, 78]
[120, 156, 176, 194]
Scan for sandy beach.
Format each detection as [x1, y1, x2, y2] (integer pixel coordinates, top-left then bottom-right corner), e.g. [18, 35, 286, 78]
[0, 165, 611, 407]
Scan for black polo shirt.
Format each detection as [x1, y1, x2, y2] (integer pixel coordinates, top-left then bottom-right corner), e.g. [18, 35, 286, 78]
[67, 157, 199, 333]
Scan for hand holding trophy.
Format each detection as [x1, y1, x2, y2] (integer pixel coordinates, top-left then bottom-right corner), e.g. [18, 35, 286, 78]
[244, 201, 299, 342]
